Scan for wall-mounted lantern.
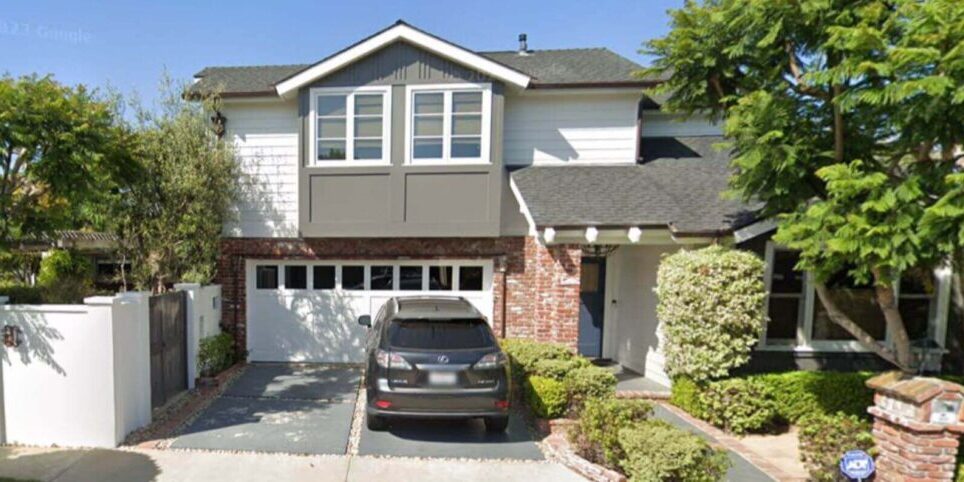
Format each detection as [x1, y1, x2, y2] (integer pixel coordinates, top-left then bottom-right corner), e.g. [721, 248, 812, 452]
[3, 325, 22, 348]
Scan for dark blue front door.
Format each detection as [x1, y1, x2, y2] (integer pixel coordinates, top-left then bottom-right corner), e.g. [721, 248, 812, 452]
[578, 258, 606, 358]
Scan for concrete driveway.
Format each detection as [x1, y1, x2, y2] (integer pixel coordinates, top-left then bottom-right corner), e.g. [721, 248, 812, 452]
[171, 364, 360, 455]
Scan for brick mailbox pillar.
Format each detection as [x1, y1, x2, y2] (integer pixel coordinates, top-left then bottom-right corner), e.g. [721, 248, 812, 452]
[867, 372, 964, 481]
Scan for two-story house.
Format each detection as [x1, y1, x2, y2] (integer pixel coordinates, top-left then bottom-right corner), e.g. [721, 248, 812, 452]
[191, 21, 957, 385]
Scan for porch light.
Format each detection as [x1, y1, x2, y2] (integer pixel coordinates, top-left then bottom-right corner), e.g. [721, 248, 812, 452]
[543, 227, 556, 243]
[627, 227, 642, 243]
[585, 226, 599, 244]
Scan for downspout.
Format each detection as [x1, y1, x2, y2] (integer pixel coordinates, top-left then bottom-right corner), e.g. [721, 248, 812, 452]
[498, 256, 508, 339]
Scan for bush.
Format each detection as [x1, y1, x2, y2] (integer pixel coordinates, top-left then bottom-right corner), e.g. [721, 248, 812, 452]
[798, 412, 874, 482]
[524, 375, 568, 419]
[564, 366, 617, 409]
[36, 249, 94, 303]
[700, 378, 779, 434]
[569, 397, 653, 468]
[670, 376, 705, 418]
[197, 333, 235, 377]
[0, 283, 45, 304]
[655, 245, 767, 383]
[618, 419, 730, 482]
[749, 371, 875, 423]
[531, 357, 591, 381]
[502, 338, 575, 377]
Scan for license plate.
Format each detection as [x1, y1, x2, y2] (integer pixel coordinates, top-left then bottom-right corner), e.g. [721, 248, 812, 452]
[428, 371, 458, 385]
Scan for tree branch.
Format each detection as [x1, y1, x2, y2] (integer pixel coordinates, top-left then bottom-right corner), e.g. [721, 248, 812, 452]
[814, 282, 910, 371]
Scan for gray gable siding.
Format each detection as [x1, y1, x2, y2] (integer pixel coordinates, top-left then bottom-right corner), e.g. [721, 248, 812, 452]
[308, 41, 494, 88]
[297, 41, 505, 238]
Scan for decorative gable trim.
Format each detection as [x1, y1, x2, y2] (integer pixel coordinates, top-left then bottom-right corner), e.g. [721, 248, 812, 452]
[275, 22, 531, 99]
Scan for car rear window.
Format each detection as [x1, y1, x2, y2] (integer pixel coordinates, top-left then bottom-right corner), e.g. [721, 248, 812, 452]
[387, 319, 495, 350]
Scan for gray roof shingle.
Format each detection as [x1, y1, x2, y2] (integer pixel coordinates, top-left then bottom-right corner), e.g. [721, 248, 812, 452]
[190, 48, 660, 97]
[510, 136, 759, 235]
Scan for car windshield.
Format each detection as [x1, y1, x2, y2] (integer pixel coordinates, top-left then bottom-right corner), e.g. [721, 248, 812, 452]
[388, 318, 495, 350]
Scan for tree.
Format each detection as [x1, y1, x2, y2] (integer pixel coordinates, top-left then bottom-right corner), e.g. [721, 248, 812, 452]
[644, 0, 964, 370]
[0, 75, 134, 250]
[105, 81, 240, 293]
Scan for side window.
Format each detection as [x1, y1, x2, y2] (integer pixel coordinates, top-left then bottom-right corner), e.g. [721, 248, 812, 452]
[256, 265, 278, 289]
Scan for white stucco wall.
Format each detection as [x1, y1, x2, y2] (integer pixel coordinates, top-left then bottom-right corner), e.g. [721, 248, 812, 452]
[603, 245, 682, 386]
[221, 100, 300, 238]
[175, 284, 222, 389]
[0, 293, 152, 448]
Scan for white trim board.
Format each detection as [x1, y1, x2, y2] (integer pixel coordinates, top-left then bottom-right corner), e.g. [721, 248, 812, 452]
[275, 23, 530, 98]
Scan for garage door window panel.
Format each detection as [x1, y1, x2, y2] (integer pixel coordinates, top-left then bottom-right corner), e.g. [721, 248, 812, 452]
[371, 265, 394, 291]
[458, 266, 484, 291]
[256, 266, 278, 289]
[343, 266, 365, 291]
[313, 265, 335, 290]
[284, 265, 307, 290]
[429, 266, 453, 291]
[400, 266, 424, 291]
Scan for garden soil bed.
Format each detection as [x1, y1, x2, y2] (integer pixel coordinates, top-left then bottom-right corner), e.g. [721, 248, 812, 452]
[537, 418, 627, 482]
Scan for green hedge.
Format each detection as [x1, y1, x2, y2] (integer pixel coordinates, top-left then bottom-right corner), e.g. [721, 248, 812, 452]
[197, 333, 235, 377]
[502, 338, 575, 380]
[531, 357, 591, 381]
[569, 397, 654, 468]
[564, 366, 617, 409]
[670, 376, 704, 418]
[0, 283, 45, 304]
[747, 371, 875, 423]
[524, 375, 568, 419]
[619, 420, 730, 482]
[700, 378, 779, 434]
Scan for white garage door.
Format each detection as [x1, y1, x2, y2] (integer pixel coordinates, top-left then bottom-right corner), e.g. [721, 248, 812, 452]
[246, 259, 494, 363]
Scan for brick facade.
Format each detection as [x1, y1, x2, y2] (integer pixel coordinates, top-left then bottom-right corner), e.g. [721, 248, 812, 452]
[216, 236, 581, 353]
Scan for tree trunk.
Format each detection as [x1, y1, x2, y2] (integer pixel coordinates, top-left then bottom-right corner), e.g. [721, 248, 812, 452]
[813, 282, 909, 371]
[873, 280, 914, 371]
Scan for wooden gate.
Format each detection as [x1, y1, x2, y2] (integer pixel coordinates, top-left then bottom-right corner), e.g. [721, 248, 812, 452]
[149, 290, 188, 408]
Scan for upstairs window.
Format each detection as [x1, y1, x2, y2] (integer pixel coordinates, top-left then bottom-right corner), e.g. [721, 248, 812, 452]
[406, 84, 491, 164]
[310, 87, 391, 165]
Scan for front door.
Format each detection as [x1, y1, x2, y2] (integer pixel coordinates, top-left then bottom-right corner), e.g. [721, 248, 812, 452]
[578, 257, 606, 357]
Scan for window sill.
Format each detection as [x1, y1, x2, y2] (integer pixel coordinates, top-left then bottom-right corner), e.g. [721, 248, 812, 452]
[406, 159, 491, 167]
[308, 160, 392, 168]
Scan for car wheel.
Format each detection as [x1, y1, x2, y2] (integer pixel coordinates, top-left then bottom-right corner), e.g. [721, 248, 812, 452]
[367, 414, 387, 431]
[484, 416, 509, 433]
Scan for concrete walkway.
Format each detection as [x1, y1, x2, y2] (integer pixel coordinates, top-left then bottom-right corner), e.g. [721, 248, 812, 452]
[0, 446, 587, 482]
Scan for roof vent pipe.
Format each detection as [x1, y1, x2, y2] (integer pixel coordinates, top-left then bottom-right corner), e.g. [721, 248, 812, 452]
[518, 33, 528, 55]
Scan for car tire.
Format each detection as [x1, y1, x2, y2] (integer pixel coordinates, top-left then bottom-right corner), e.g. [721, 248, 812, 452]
[367, 414, 387, 431]
[484, 416, 509, 433]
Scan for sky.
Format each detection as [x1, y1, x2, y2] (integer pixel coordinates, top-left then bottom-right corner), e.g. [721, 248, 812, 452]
[1, 0, 683, 107]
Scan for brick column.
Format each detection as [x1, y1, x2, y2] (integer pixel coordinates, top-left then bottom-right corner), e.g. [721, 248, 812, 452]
[867, 372, 964, 481]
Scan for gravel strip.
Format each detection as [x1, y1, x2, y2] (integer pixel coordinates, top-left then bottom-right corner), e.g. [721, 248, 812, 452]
[346, 374, 366, 455]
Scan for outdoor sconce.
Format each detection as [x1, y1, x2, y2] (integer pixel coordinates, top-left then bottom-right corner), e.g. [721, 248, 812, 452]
[211, 110, 227, 139]
[3, 325, 22, 348]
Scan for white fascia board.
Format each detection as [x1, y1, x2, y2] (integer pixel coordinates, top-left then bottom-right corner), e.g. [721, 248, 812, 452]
[275, 24, 531, 99]
[508, 177, 539, 237]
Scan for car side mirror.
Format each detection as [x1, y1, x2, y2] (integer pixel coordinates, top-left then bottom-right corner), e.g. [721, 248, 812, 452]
[358, 315, 371, 328]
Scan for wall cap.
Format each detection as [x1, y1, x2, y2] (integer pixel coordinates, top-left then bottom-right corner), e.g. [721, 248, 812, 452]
[867, 371, 963, 404]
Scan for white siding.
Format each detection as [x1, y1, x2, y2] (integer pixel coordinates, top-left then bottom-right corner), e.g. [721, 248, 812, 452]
[504, 93, 640, 166]
[641, 111, 721, 137]
[222, 101, 300, 238]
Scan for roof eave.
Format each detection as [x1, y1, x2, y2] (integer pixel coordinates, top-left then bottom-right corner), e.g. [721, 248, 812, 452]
[274, 22, 531, 99]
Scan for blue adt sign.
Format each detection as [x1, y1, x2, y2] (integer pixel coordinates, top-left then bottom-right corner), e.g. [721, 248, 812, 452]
[840, 450, 875, 480]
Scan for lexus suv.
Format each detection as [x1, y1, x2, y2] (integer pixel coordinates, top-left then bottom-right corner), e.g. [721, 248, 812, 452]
[358, 296, 511, 432]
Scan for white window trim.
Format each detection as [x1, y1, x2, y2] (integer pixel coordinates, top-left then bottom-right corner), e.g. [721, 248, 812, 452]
[758, 241, 952, 353]
[404, 83, 492, 166]
[308, 86, 392, 167]
[254, 259, 492, 294]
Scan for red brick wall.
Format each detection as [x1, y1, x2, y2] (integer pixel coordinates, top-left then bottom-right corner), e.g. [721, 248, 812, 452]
[216, 236, 582, 354]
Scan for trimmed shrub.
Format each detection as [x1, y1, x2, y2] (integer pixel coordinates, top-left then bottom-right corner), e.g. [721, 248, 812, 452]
[36, 249, 94, 303]
[798, 412, 875, 482]
[502, 338, 575, 377]
[564, 366, 617, 408]
[655, 245, 767, 383]
[0, 283, 45, 304]
[531, 357, 591, 381]
[524, 375, 568, 419]
[670, 376, 705, 418]
[700, 378, 779, 434]
[618, 419, 730, 482]
[569, 397, 654, 468]
[749, 371, 875, 423]
[197, 333, 235, 377]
